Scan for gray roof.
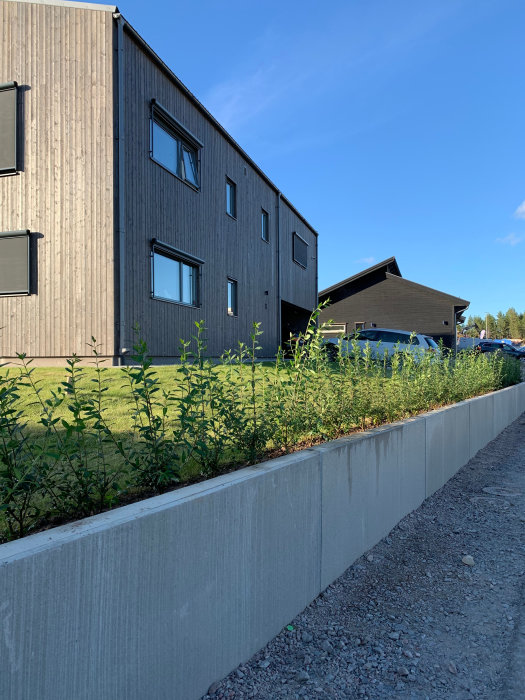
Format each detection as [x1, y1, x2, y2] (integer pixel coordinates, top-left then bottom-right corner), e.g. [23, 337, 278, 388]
[320, 256, 469, 310]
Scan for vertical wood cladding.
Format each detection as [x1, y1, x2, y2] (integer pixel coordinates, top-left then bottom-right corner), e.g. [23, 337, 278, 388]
[121, 29, 317, 357]
[0, 2, 317, 361]
[319, 274, 466, 345]
[0, 1, 115, 358]
[279, 201, 317, 314]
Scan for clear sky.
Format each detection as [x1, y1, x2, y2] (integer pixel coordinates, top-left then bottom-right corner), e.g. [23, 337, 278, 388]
[108, 0, 523, 320]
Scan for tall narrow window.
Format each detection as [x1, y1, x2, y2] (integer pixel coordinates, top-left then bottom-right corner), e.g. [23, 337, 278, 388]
[0, 231, 30, 295]
[227, 278, 238, 316]
[226, 178, 236, 218]
[150, 102, 201, 189]
[261, 209, 269, 242]
[0, 82, 18, 174]
[152, 246, 199, 306]
[292, 232, 308, 268]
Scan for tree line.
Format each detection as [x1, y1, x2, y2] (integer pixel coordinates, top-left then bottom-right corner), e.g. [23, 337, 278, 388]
[460, 308, 525, 340]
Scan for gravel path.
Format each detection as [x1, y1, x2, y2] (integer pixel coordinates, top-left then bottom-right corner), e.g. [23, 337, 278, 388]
[203, 412, 525, 700]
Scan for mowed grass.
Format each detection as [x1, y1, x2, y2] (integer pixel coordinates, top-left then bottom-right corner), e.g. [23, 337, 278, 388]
[9, 365, 182, 433]
[6, 362, 277, 435]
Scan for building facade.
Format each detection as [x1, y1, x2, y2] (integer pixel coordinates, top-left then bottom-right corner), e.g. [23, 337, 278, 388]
[319, 258, 469, 350]
[0, 0, 318, 363]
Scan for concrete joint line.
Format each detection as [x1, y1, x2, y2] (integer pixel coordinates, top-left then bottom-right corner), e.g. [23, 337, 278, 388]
[318, 450, 323, 595]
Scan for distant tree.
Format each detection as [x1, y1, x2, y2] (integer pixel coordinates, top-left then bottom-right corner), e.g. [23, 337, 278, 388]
[495, 311, 509, 338]
[486, 314, 497, 338]
[507, 308, 521, 339]
[460, 309, 523, 340]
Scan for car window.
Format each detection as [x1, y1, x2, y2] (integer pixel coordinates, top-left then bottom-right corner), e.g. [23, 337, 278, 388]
[348, 330, 377, 341]
[424, 337, 439, 349]
[377, 331, 419, 345]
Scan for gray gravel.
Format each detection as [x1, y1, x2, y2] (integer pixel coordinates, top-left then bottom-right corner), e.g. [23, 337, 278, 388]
[202, 411, 525, 700]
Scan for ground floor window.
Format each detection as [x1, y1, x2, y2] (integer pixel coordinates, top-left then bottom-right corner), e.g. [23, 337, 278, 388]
[0, 230, 30, 295]
[227, 278, 238, 316]
[152, 246, 199, 306]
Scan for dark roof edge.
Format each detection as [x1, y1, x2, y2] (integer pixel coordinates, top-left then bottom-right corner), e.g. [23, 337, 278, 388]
[319, 256, 401, 297]
[116, 14, 318, 237]
[385, 273, 469, 308]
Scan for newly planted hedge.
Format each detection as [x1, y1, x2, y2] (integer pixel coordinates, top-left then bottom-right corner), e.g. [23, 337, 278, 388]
[0, 313, 521, 541]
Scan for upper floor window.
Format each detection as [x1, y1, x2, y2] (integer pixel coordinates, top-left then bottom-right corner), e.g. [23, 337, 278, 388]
[292, 232, 308, 268]
[0, 82, 18, 174]
[226, 178, 237, 218]
[261, 209, 269, 242]
[151, 242, 202, 307]
[0, 231, 30, 295]
[150, 101, 201, 189]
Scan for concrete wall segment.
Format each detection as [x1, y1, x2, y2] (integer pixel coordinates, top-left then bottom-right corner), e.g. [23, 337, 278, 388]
[469, 391, 495, 458]
[0, 385, 523, 700]
[0, 450, 323, 700]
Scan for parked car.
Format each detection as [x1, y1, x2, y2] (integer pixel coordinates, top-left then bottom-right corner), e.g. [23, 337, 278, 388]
[323, 328, 441, 361]
[476, 341, 523, 358]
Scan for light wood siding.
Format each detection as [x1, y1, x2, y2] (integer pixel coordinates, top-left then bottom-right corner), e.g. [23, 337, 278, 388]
[121, 29, 289, 357]
[319, 273, 462, 347]
[279, 200, 317, 313]
[0, 1, 115, 359]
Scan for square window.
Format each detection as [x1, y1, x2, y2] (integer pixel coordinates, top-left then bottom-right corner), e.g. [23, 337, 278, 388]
[151, 103, 201, 188]
[0, 82, 18, 174]
[292, 232, 308, 268]
[226, 178, 236, 218]
[227, 278, 238, 316]
[0, 231, 30, 295]
[261, 209, 269, 242]
[152, 247, 199, 306]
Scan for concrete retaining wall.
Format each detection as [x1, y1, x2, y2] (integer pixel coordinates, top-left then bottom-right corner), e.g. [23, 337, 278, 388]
[1, 383, 524, 700]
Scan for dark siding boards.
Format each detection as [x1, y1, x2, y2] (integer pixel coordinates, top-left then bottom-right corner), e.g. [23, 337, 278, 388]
[279, 203, 317, 313]
[121, 29, 316, 358]
[319, 273, 464, 347]
[0, 2, 317, 361]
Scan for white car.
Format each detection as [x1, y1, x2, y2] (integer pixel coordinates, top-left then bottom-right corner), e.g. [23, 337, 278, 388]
[323, 328, 441, 360]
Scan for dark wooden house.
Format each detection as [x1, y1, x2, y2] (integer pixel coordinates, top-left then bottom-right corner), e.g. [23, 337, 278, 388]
[0, 0, 318, 364]
[318, 258, 469, 349]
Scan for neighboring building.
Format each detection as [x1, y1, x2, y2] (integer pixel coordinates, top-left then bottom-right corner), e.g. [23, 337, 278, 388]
[0, 0, 318, 364]
[319, 257, 469, 349]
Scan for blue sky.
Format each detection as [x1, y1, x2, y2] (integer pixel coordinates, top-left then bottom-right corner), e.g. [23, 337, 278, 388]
[110, 0, 524, 320]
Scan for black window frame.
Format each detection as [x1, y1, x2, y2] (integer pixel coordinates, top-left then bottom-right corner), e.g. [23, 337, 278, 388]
[226, 178, 237, 219]
[0, 81, 18, 175]
[150, 100, 202, 190]
[151, 239, 203, 308]
[261, 208, 269, 242]
[0, 230, 30, 296]
[227, 277, 238, 316]
[292, 232, 308, 268]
